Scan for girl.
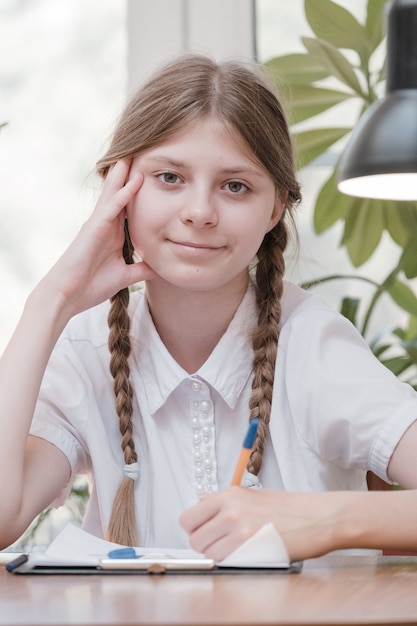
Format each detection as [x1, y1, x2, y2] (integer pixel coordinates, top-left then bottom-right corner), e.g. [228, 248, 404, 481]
[1, 55, 417, 561]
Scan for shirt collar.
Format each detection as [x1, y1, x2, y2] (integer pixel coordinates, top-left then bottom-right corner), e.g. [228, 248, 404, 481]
[130, 282, 256, 414]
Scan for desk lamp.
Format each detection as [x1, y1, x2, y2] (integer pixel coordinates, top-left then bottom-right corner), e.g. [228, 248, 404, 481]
[336, 0, 417, 201]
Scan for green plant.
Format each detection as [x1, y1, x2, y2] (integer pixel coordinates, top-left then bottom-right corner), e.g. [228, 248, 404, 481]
[264, 0, 417, 387]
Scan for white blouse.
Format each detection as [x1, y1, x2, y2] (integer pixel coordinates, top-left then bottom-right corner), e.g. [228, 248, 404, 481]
[30, 279, 417, 547]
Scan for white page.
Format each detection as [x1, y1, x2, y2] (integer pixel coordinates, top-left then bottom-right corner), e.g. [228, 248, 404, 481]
[29, 524, 205, 567]
[24, 522, 290, 568]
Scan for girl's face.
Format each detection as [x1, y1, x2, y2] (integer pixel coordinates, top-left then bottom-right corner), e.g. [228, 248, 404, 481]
[127, 117, 284, 295]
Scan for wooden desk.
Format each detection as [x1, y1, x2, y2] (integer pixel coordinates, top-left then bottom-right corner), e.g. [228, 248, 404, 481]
[1, 554, 417, 626]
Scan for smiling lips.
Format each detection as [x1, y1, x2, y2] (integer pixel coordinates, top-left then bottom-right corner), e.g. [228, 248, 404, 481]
[169, 240, 223, 254]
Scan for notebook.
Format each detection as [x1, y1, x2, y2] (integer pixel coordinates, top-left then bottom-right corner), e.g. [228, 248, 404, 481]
[7, 522, 302, 575]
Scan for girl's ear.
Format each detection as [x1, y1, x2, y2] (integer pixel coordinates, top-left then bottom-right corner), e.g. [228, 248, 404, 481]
[268, 189, 288, 231]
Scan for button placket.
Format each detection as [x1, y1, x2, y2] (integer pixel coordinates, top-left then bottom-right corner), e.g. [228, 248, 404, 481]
[189, 379, 216, 497]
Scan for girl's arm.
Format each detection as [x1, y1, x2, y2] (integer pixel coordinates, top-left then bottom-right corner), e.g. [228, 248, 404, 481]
[180, 421, 417, 562]
[0, 161, 155, 548]
[0, 284, 73, 548]
[180, 486, 417, 562]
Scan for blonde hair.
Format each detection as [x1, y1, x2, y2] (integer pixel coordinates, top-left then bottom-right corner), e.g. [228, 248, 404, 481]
[97, 54, 301, 545]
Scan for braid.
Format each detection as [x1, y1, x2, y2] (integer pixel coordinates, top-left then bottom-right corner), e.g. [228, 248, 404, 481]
[106, 222, 139, 546]
[247, 221, 288, 476]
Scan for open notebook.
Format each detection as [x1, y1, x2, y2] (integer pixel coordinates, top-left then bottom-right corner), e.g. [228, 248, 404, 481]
[7, 522, 302, 574]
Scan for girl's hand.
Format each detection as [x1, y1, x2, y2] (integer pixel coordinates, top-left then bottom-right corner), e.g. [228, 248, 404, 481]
[38, 159, 157, 318]
[180, 487, 345, 562]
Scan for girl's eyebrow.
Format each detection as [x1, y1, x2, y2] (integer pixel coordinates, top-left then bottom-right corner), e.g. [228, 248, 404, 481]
[220, 168, 264, 178]
[143, 156, 185, 168]
[143, 155, 264, 177]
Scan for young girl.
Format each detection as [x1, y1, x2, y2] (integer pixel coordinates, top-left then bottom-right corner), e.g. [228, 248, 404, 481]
[1, 54, 417, 561]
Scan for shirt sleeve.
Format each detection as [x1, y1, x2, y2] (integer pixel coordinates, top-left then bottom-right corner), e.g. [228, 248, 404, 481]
[281, 299, 417, 482]
[30, 335, 93, 505]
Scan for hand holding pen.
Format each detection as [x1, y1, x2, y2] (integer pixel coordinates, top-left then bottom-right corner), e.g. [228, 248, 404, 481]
[180, 418, 262, 560]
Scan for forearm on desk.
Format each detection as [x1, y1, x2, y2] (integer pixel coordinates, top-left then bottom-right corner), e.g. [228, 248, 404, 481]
[338, 489, 417, 552]
[181, 486, 417, 562]
[279, 489, 417, 561]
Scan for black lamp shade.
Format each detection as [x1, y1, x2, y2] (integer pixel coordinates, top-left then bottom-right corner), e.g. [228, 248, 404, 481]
[337, 0, 417, 201]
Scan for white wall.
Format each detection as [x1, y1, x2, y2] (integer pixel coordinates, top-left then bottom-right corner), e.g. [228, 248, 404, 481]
[127, 0, 255, 91]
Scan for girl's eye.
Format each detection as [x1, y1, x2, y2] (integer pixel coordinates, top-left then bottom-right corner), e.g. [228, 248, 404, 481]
[225, 181, 249, 194]
[157, 172, 181, 185]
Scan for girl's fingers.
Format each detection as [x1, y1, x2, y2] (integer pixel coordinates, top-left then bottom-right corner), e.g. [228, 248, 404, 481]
[94, 160, 143, 220]
[126, 260, 158, 285]
[113, 171, 143, 211]
[180, 491, 239, 554]
[181, 489, 278, 559]
[104, 158, 132, 192]
[181, 491, 260, 559]
[180, 491, 222, 534]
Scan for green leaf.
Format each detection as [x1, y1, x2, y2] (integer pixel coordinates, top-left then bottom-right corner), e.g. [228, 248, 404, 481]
[371, 342, 391, 358]
[340, 296, 360, 326]
[403, 342, 417, 365]
[404, 341, 417, 365]
[342, 198, 385, 266]
[400, 336, 417, 363]
[305, 0, 369, 62]
[399, 231, 417, 279]
[293, 127, 350, 169]
[302, 37, 365, 96]
[380, 355, 413, 377]
[313, 171, 351, 233]
[386, 203, 417, 249]
[375, 60, 386, 85]
[285, 84, 353, 124]
[387, 280, 417, 317]
[365, 0, 387, 53]
[264, 54, 329, 86]
[393, 327, 407, 341]
[405, 315, 417, 341]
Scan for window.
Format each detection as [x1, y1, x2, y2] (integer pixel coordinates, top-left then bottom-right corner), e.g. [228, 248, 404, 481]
[0, 0, 127, 351]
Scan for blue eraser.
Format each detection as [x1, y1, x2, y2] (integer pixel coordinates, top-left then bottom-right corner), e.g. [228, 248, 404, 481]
[243, 418, 259, 448]
[107, 547, 138, 559]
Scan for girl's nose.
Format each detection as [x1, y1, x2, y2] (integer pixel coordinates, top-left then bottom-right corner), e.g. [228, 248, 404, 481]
[180, 191, 218, 228]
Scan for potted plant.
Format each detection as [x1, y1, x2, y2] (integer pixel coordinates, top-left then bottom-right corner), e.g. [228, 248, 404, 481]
[264, 0, 417, 388]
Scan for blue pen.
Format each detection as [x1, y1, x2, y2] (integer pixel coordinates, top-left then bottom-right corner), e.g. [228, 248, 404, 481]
[230, 418, 259, 486]
[107, 547, 141, 559]
[6, 553, 29, 572]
